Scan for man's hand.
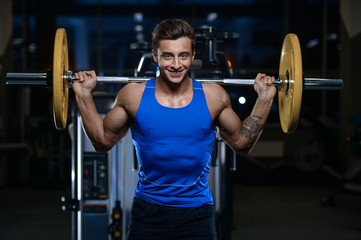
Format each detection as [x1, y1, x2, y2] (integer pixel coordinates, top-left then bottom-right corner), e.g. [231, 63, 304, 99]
[253, 73, 277, 100]
[72, 70, 97, 95]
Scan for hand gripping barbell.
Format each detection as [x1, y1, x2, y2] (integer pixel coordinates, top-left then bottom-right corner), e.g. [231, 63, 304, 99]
[6, 28, 343, 133]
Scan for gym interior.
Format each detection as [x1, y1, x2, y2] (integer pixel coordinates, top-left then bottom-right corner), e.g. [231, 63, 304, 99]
[1, 0, 361, 239]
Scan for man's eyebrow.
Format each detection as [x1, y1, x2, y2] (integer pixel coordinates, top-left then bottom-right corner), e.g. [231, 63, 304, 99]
[160, 51, 173, 56]
[161, 51, 191, 56]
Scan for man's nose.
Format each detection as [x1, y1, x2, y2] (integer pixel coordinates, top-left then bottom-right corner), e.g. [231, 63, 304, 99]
[171, 58, 181, 69]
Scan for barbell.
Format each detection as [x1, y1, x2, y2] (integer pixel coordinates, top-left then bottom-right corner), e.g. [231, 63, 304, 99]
[6, 28, 343, 133]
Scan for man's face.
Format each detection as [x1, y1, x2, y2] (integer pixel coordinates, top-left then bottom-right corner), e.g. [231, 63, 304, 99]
[152, 37, 195, 84]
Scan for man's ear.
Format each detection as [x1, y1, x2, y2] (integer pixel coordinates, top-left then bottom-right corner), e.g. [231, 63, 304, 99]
[152, 49, 158, 64]
[192, 49, 196, 61]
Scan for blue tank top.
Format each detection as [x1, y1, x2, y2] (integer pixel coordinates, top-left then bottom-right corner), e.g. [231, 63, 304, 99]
[131, 78, 215, 207]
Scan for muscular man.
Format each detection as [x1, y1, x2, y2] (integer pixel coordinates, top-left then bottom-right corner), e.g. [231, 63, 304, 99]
[73, 19, 276, 240]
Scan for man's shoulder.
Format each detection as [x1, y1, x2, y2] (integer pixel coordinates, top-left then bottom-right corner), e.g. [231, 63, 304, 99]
[202, 83, 229, 100]
[201, 83, 231, 117]
[118, 82, 146, 98]
[115, 82, 146, 112]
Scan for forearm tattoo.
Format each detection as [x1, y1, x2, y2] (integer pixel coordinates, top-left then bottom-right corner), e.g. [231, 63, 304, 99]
[241, 114, 264, 140]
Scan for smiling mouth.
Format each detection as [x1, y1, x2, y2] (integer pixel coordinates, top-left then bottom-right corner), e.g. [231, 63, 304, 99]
[168, 70, 184, 77]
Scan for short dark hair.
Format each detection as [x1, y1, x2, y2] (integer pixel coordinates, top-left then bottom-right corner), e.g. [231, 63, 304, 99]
[152, 19, 196, 52]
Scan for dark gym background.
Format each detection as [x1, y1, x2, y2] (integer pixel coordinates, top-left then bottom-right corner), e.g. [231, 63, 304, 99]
[1, 0, 361, 239]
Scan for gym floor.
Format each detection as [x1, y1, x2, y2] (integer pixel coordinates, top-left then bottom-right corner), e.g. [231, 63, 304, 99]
[0, 179, 360, 240]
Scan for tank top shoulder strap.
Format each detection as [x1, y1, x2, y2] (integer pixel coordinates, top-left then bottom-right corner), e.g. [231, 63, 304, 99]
[145, 77, 156, 88]
[192, 78, 203, 91]
[192, 79, 206, 104]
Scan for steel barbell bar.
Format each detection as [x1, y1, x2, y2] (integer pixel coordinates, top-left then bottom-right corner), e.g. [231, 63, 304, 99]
[6, 72, 343, 90]
[5, 28, 344, 133]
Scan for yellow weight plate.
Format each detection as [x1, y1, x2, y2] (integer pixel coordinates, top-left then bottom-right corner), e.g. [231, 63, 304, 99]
[53, 28, 69, 130]
[278, 33, 303, 134]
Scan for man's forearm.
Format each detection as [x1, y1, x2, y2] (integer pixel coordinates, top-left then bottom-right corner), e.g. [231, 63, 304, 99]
[238, 115, 264, 153]
[75, 92, 108, 150]
[239, 97, 273, 153]
[242, 114, 264, 139]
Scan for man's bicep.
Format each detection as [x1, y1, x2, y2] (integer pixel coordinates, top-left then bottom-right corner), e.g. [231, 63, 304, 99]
[103, 105, 131, 145]
[216, 105, 242, 143]
[103, 83, 141, 143]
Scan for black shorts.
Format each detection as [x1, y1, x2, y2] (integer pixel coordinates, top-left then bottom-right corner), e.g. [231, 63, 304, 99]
[127, 197, 217, 240]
